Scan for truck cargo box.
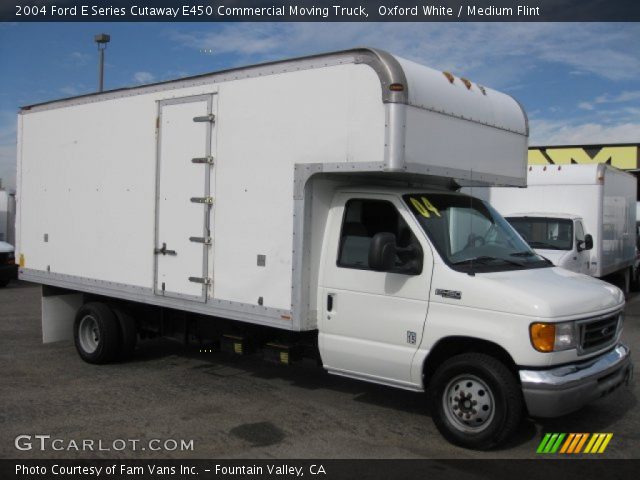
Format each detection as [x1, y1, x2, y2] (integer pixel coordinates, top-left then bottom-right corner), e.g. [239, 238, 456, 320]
[17, 48, 528, 331]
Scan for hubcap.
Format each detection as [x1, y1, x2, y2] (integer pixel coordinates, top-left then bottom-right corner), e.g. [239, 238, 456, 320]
[443, 374, 495, 433]
[78, 315, 100, 354]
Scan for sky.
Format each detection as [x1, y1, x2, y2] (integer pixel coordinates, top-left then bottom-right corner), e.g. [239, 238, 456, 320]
[0, 21, 639, 190]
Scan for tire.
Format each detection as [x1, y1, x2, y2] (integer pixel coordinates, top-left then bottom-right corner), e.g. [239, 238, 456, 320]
[74, 302, 120, 364]
[0, 278, 9, 288]
[112, 306, 138, 361]
[428, 353, 523, 450]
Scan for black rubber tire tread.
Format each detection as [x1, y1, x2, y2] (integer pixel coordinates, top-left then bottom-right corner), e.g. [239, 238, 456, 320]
[428, 352, 523, 450]
[112, 306, 138, 361]
[73, 302, 120, 364]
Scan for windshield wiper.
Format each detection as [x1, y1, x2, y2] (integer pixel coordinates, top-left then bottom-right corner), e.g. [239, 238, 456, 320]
[452, 256, 526, 267]
[510, 251, 535, 257]
[528, 241, 559, 249]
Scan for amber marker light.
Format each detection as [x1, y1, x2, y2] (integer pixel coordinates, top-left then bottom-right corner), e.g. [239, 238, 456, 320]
[389, 83, 405, 91]
[530, 323, 556, 352]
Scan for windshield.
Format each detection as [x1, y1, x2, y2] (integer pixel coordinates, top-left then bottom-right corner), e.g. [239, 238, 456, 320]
[403, 193, 550, 273]
[506, 217, 573, 251]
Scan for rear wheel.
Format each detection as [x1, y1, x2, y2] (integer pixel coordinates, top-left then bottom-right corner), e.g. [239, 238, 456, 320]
[74, 302, 120, 364]
[428, 353, 523, 450]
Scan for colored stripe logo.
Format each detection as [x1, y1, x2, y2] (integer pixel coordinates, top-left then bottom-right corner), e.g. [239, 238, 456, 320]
[537, 433, 613, 454]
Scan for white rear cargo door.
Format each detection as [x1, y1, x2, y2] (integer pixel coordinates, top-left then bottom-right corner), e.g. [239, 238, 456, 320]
[155, 94, 216, 301]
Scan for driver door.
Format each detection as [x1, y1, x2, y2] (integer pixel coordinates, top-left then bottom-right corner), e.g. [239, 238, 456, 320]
[318, 194, 433, 387]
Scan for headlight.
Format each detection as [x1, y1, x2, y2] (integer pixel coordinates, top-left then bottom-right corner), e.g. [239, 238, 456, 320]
[530, 321, 577, 352]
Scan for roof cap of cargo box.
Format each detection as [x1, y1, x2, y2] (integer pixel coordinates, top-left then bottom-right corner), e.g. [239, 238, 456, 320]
[19, 47, 527, 136]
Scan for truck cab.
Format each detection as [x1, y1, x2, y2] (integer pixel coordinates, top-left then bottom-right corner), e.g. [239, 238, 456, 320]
[505, 213, 593, 274]
[318, 187, 630, 449]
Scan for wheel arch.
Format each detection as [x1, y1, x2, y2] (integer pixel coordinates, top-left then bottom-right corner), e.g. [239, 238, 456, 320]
[422, 336, 519, 389]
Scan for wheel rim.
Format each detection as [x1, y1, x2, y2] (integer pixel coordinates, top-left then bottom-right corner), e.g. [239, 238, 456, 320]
[442, 374, 495, 433]
[78, 315, 100, 354]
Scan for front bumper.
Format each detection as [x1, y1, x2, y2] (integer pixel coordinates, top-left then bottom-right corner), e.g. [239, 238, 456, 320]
[0, 263, 17, 281]
[519, 344, 632, 418]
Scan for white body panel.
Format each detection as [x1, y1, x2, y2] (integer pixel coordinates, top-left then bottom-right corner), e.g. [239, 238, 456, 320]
[468, 165, 636, 277]
[17, 48, 528, 333]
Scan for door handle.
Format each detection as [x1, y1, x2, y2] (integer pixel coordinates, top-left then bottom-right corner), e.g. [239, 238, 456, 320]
[154, 242, 177, 256]
[327, 294, 334, 312]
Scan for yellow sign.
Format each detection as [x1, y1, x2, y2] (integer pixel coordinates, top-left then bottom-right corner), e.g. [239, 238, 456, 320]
[529, 145, 638, 170]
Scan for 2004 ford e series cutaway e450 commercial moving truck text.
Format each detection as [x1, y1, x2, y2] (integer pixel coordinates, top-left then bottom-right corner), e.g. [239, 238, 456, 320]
[16, 48, 632, 449]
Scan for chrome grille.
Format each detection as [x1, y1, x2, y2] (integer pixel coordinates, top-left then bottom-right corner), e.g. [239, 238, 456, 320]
[579, 314, 620, 353]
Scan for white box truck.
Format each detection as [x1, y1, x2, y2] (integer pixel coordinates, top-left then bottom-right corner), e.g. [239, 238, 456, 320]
[468, 164, 637, 292]
[16, 48, 631, 449]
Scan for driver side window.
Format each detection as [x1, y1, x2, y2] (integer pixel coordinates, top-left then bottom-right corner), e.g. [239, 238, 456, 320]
[337, 199, 421, 273]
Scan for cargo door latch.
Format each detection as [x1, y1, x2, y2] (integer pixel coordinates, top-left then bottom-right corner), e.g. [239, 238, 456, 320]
[189, 276, 212, 285]
[154, 242, 177, 256]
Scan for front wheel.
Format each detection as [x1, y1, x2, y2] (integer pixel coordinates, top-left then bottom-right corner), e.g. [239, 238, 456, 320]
[428, 353, 523, 450]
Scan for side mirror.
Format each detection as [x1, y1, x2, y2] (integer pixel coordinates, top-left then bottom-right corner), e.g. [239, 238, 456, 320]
[584, 234, 593, 250]
[368, 232, 397, 271]
[578, 234, 593, 252]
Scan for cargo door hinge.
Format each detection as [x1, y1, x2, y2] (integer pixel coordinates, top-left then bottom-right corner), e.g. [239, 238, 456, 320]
[189, 236, 212, 245]
[189, 276, 212, 285]
[193, 114, 215, 123]
[191, 155, 214, 165]
[190, 196, 214, 205]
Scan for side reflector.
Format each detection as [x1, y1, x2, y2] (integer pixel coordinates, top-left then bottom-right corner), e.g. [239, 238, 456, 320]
[19, 254, 25, 267]
[389, 83, 404, 91]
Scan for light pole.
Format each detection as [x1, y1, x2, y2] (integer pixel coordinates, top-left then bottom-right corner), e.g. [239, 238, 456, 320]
[94, 33, 110, 92]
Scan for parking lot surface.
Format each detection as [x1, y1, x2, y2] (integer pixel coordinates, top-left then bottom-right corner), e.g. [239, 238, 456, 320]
[1, 282, 638, 459]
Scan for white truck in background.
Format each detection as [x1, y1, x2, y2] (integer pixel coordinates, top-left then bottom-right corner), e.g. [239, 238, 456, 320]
[16, 49, 632, 449]
[469, 164, 637, 292]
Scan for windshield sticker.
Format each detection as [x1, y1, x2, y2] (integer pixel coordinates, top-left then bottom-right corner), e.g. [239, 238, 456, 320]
[410, 197, 441, 218]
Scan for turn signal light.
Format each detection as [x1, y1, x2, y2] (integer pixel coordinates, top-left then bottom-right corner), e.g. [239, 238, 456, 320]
[530, 323, 555, 352]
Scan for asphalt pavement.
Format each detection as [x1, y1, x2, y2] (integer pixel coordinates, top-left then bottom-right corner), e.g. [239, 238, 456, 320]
[0, 281, 638, 459]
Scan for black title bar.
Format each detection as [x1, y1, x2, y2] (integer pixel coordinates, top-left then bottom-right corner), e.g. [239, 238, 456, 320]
[1, 0, 640, 22]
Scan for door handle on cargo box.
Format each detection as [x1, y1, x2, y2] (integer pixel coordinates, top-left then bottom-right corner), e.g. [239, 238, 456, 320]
[154, 243, 177, 256]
